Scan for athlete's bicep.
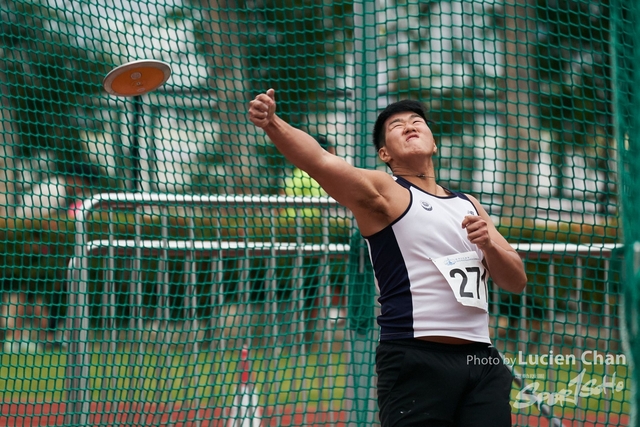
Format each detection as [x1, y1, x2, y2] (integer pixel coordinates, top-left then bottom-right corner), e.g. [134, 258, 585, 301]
[306, 153, 391, 211]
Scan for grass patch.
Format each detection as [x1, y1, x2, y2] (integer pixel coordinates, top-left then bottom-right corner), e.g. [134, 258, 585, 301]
[0, 345, 349, 408]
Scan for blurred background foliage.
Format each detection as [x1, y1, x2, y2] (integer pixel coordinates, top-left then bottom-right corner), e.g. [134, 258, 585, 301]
[0, 0, 620, 295]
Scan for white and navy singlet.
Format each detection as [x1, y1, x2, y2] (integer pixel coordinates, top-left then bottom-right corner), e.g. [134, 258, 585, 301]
[363, 177, 492, 343]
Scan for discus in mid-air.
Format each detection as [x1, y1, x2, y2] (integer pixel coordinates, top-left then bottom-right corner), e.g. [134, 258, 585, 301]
[102, 59, 171, 97]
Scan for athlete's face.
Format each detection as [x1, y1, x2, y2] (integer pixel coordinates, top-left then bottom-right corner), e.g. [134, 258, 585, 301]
[377, 112, 436, 163]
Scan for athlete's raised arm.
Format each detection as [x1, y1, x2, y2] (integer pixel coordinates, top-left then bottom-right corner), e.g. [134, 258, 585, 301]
[248, 89, 400, 234]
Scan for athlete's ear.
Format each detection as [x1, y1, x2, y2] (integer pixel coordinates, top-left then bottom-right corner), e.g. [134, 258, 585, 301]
[378, 146, 390, 163]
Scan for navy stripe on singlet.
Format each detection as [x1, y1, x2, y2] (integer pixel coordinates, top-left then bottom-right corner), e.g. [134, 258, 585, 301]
[367, 226, 414, 340]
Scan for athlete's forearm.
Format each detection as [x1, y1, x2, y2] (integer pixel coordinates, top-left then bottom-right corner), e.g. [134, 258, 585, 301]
[262, 115, 326, 172]
[483, 244, 527, 293]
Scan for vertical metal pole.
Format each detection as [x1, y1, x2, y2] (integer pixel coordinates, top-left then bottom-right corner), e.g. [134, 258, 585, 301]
[575, 257, 584, 423]
[65, 200, 95, 427]
[124, 207, 144, 426]
[153, 207, 171, 422]
[351, 2, 379, 425]
[130, 96, 142, 191]
[603, 258, 612, 416]
[547, 261, 556, 392]
[293, 212, 307, 406]
[353, 1, 380, 170]
[613, 1, 640, 422]
[186, 208, 203, 427]
[107, 215, 119, 419]
[518, 294, 527, 355]
[321, 213, 334, 423]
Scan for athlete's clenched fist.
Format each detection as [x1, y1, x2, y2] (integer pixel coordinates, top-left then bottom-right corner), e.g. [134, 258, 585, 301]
[248, 88, 277, 129]
[462, 215, 492, 250]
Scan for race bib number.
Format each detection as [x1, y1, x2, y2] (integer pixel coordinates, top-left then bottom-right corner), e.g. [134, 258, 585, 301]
[432, 251, 489, 312]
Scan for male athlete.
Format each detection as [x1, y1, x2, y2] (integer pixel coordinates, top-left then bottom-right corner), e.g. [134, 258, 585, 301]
[249, 89, 527, 426]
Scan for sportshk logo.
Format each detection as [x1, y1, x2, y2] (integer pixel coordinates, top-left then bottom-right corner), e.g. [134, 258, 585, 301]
[420, 200, 433, 211]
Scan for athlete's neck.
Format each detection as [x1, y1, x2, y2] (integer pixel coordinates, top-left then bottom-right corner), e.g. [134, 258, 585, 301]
[394, 174, 446, 196]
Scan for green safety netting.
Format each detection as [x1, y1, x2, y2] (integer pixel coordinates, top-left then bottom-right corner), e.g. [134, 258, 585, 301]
[0, 0, 630, 426]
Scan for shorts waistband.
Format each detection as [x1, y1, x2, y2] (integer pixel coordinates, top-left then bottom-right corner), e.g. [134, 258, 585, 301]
[380, 338, 492, 353]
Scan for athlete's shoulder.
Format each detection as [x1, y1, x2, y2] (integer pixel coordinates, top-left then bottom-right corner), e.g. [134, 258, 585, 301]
[349, 170, 410, 236]
[458, 192, 481, 205]
[455, 192, 491, 217]
[359, 168, 402, 196]
[453, 190, 473, 200]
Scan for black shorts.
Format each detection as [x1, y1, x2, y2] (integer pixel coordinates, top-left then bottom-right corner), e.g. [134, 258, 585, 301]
[376, 339, 513, 427]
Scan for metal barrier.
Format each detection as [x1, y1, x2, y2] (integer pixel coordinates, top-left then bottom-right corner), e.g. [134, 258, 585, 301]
[64, 193, 351, 426]
[511, 242, 620, 349]
[63, 193, 624, 426]
[507, 242, 623, 426]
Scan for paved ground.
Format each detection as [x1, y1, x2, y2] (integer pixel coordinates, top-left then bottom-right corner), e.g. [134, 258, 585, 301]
[0, 401, 629, 426]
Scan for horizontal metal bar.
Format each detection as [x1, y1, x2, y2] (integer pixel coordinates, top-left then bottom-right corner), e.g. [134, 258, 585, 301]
[83, 239, 351, 258]
[87, 239, 351, 252]
[78, 192, 342, 213]
[513, 242, 621, 257]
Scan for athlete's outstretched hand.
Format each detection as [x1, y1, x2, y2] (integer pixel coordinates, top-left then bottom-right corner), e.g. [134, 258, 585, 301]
[249, 88, 277, 129]
[462, 215, 492, 251]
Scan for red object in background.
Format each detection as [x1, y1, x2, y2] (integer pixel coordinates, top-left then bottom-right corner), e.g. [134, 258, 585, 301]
[66, 200, 84, 219]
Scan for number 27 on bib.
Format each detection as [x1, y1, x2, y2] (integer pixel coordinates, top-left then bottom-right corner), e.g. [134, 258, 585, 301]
[432, 251, 489, 312]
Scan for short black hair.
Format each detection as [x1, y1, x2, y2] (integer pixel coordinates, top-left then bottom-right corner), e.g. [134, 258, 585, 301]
[372, 100, 431, 151]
